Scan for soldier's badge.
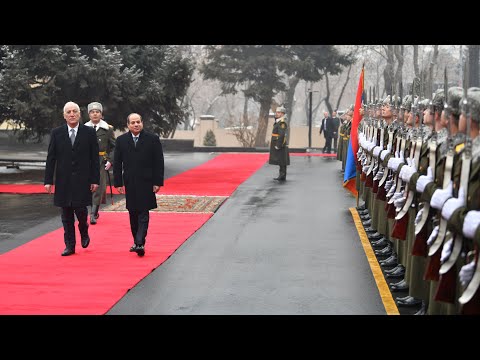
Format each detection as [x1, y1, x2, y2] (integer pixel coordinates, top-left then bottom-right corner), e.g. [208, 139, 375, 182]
[280, 123, 286, 129]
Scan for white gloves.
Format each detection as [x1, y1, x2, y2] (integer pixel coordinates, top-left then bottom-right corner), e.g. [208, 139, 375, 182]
[104, 161, 112, 171]
[374, 169, 384, 181]
[275, 146, 280, 150]
[384, 179, 394, 193]
[393, 190, 405, 208]
[416, 166, 433, 193]
[400, 158, 417, 183]
[386, 182, 397, 199]
[415, 207, 424, 226]
[463, 210, 480, 239]
[459, 260, 476, 287]
[367, 142, 376, 152]
[441, 187, 465, 221]
[440, 237, 453, 263]
[430, 181, 453, 210]
[373, 146, 382, 158]
[394, 195, 406, 209]
[427, 225, 439, 246]
[380, 144, 392, 161]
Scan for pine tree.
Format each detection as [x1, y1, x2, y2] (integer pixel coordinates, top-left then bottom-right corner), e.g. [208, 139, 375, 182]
[203, 129, 217, 146]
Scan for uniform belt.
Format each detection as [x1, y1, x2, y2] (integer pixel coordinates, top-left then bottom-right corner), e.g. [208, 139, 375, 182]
[99, 151, 106, 156]
[272, 134, 279, 137]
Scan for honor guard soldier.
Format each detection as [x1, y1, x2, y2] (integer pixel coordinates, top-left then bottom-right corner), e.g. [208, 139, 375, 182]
[269, 106, 290, 181]
[85, 102, 116, 224]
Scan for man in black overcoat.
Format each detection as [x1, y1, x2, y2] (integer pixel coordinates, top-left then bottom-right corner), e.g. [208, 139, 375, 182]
[113, 113, 165, 257]
[44, 101, 100, 256]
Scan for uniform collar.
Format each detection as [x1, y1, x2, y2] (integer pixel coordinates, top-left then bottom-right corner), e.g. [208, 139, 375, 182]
[85, 119, 110, 131]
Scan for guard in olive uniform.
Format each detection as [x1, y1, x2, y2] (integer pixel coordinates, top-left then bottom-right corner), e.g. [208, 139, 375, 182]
[269, 106, 290, 181]
[84, 102, 116, 224]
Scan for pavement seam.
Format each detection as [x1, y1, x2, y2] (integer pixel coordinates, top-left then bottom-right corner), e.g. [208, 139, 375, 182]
[350, 207, 400, 315]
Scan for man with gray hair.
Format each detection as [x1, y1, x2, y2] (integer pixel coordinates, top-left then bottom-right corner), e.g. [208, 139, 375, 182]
[44, 101, 100, 256]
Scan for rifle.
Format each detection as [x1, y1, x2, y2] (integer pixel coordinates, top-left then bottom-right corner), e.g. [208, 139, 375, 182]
[414, 72, 443, 247]
[435, 61, 472, 304]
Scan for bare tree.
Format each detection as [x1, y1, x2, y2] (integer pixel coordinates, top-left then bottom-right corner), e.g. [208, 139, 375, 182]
[469, 45, 480, 87]
[225, 115, 256, 148]
[413, 45, 420, 77]
[427, 45, 439, 96]
[383, 45, 395, 96]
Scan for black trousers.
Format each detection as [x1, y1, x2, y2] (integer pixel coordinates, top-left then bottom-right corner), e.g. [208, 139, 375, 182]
[61, 206, 88, 248]
[129, 209, 150, 246]
[324, 135, 333, 153]
[333, 135, 338, 152]
[279, 165, 287, 179]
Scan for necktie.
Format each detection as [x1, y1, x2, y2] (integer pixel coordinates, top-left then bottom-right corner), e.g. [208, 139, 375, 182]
[133, 136, 138, 147]
[93, 125, 97, 131]
[70, 128, 76, 146]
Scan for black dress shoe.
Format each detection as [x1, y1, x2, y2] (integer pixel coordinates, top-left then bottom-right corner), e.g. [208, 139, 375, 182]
[368, 232, 383, 240]
[375, 245, 392, 255]
[396, 295, 411, 302]
[61, 248, 75, 256]
[356, 204, 366, 211]
[372, 238, 389, 248]
[396, 297, 423, 307]
[362, 219, 372, 227]
[385, 266, 405, 278]
[364, 227, 377, 233]
[390, 279, 409, 292]
[384, 264, 405, 274]
[360, 215, 371, 221]
[135, 245, 145, 257]
[358, 209, 369, 215]
[415, 304, 427, 315]
[130, 244, 138, 252]
[273, 177, 286, 181]
[81, 234, 90, 248]
[380, 255, 397, 267]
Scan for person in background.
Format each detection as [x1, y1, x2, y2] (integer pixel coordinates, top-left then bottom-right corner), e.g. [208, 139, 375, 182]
[84, 102, 116, 225]
[269, 105, 290, 181]
[319, 111, 330, 153]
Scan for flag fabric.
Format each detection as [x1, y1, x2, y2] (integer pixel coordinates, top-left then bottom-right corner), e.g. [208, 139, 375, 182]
[343, 65, 365, 196]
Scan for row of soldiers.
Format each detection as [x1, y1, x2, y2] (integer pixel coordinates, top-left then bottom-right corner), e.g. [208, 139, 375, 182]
[344, 84, 480, 315]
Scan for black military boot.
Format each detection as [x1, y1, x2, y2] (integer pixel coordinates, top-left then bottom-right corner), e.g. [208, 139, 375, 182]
[90, 205, 99, 225]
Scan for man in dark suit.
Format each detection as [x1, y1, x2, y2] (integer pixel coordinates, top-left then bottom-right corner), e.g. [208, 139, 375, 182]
[44, 101, 100, 256]
[330, 110, 341, 153]
[113, 113, 164, 257]
[319, 111, 329, 153]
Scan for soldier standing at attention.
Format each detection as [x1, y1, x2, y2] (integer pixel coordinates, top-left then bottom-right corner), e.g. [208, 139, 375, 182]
[269, 106, 290, 181]
[84, 102, 116, 224]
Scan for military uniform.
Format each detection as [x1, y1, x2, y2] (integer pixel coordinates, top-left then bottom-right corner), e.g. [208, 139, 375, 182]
[269, 106, 290, 181]
[84, 102, 116, 224]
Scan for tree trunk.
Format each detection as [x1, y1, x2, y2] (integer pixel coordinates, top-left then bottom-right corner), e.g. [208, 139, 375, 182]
[383, 45, 395, 97]
[428, 45, 439, 97]
[323, 74, 333, 114]
[394, 45, 404, 95]
[413, 45, 419, 77]
[335, 64, 352, 110]
[254, 99, 272, 147]
[285, 76, 299, 141]
[469, 45, 480, 87]
[285, 76, 299, 123]
[243, 94, 249, 125]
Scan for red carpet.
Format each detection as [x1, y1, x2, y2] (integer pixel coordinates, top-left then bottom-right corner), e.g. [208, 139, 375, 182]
[0, 153, 268, 314]
[0, 212, 211, 315]
[0, 153, 269, 195]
